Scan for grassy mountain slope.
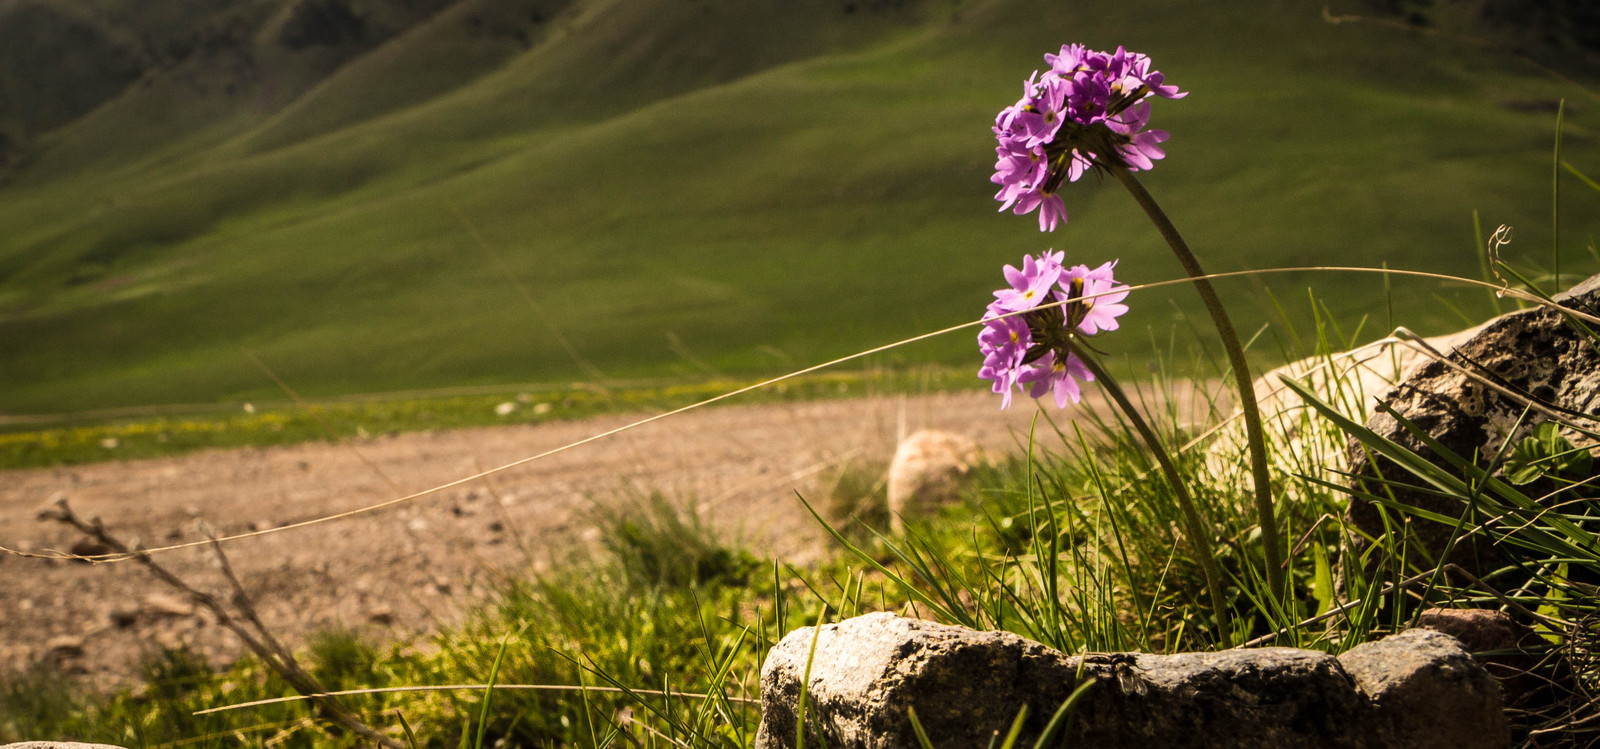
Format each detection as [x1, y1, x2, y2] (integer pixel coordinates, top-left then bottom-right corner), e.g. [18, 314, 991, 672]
[0, 0, 1597, 414]
[0, 0, 145, 139]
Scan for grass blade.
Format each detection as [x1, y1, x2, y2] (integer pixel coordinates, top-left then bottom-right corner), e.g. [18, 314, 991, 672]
[906, 706, 936, 749]
[1033, 680, 1096, 749]
[474, 630, 515, 749]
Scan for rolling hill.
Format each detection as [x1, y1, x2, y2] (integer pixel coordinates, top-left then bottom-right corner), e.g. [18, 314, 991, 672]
[1, 0, 1597, 414]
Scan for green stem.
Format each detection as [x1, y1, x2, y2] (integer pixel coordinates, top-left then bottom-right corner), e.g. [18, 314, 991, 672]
[1111, 165, 1285, 603]
[1071, 344, 1233, 645]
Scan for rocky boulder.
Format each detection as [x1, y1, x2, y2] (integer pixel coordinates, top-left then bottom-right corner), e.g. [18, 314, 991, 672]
[1202, 321, 1486, 497]
[1343, 273, 1600, 576]
[755, 612, 1507, 749]
[1340, 629, 1510, 749]
[885, 430, 981, 534]
[1414, 608, 1546, 705]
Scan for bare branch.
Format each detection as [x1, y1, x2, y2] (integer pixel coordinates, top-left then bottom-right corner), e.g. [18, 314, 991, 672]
[41, 496, 403, 749]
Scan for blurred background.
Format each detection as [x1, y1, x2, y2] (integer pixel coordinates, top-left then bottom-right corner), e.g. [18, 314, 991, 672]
[0, 0, 1597, 415]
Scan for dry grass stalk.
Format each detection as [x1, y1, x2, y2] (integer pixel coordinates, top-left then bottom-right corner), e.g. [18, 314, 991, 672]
[37, 495, 403, 749]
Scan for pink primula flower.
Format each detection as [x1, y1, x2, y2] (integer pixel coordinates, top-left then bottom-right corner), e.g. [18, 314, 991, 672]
[990, 44, 1185, 232]
[978, 253, 1129, 409]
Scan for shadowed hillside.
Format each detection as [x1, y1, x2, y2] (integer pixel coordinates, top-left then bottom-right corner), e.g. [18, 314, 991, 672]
[1364, 0, 1600, 72]
[1, 0, 1597, 414]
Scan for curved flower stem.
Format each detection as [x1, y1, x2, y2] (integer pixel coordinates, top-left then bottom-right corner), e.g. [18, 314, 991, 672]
[1111, 165, 1284, 603]
[1069, 343, 1233, 645]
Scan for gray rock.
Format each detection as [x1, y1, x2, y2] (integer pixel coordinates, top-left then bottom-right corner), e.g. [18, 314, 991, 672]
[1071, 647, 1366, 749]
[1340, 629, 1509, 749]
[755, 613, 1507, 749]
[1414, 608, 1544, 703]
[141, 592, 194, 619]
[886, 430, 981, 534]
[1210, 323, 1486, 481]
[754, 612, 1079, 749]
[40, 635, 89, 676]
[1414, 608, 1538, 655]
[1344, 273, 1600, 575]
[66, 538, 110, 559]
[43, 635, 84, 661]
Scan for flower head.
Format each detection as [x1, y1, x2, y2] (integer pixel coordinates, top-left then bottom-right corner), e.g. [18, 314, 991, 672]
[990, 45, 1185, 232]
[978, 253, 1130, 408]
[1018, 349, 1094, 408]
[992, 250, 1063, 311]
[1059, 260, 1130, 336]
[977, 313, 1031, 409]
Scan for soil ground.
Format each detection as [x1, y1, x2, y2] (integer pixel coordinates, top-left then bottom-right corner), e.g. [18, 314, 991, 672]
[0, 390, 1071, 688]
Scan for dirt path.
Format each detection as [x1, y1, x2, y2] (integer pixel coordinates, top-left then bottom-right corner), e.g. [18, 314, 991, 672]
[1, 391, 1064, 686]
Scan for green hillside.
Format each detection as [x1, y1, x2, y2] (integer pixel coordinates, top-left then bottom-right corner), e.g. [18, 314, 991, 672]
[1, 0, 1597, 414]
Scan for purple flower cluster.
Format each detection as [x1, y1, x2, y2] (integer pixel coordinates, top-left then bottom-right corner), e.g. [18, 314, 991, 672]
[991, 45, 1185, 231]
[979, 252, 1129, 408]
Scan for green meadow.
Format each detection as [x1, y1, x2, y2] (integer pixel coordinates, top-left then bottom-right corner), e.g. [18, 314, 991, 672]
[6, 3, 1600, 744]
[1, 0, 1597, 416]
[0, 366, 971, 469]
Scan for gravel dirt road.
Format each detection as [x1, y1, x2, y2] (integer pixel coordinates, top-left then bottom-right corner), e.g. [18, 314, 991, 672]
[0, 390, 1065, 687]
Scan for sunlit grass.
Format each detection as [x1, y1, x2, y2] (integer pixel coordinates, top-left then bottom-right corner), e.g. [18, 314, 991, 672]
[0, 366, 972, 469]
[2, 0, 1597, 413]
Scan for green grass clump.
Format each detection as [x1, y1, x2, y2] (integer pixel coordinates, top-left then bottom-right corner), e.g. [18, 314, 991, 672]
[820, 458, 891, 536]
[0, 644, 341, 747]
[591, 493, 764, 590]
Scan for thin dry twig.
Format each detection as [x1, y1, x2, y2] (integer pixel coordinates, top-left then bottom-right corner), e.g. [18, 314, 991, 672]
[195, 683, 760, 715]
[1238, 563, 1564, 648]
[37, 496, 404, 749]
